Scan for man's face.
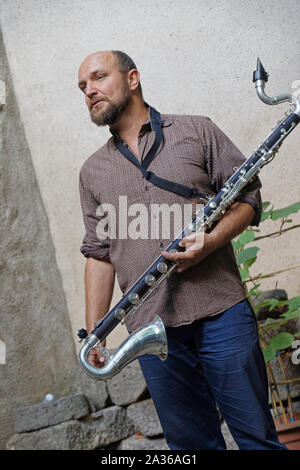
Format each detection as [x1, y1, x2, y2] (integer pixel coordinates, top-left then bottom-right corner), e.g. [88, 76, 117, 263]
[78, 51, 131, 126]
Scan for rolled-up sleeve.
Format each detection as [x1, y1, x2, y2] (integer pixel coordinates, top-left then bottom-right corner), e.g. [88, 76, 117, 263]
[79, 170, 111, 262]
[202, 117, 262, 227]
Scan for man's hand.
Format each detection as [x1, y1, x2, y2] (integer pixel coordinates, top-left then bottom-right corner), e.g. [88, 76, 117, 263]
[88, 340, 107, 369]
[162, 202, 256, 273]
[162, 231, 208, 273]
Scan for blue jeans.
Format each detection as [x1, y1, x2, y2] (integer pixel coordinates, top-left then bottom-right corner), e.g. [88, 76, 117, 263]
[138, 299, 287, 450]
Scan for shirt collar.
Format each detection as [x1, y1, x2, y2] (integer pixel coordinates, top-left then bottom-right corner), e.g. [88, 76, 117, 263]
[109, 103, 173, 149]
[141, 102, 174, 129]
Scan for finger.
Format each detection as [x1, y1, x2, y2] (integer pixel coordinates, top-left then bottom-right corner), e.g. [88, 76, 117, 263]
[90, 360, 104, 369]
[161, 250, 193, 263]
[88, 356, 99, 367]
[89, 350, 106, 367]
[89, 356, 105, 368]
[173, 263, 190, 273]
[161, 251, 180, 262]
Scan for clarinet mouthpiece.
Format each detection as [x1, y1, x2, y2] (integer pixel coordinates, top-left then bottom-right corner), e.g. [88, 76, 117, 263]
[253, 57, 269, 83]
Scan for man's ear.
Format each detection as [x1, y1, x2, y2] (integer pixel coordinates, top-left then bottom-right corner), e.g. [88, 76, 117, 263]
[128, 69, 140, 92]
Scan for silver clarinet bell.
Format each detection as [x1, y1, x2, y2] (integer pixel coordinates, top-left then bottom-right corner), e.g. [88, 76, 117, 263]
[78, 315, 168, 380]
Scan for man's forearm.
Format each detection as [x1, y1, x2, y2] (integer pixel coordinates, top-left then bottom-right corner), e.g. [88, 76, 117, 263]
[205, 201, 256, 255]
[85, 257, 115, 333]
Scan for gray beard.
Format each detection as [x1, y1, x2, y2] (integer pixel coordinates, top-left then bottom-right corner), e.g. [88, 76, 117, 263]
[89, 93, 131, 127]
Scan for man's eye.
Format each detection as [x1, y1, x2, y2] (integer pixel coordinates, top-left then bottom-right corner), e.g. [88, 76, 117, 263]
[97, 75, 103, 80]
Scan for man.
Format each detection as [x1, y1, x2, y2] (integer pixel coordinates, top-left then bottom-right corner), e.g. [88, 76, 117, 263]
[77, 50, 287, 450]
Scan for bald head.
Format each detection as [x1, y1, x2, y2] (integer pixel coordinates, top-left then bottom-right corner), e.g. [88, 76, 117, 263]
[78, 50, 143, 96]
[79, 50, 114, 76]
[78, 50, 143, 127]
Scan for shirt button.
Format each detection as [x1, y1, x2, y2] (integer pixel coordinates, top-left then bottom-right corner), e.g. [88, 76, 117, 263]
[145, 186, 149, 191]
[160, 242, 164, 248]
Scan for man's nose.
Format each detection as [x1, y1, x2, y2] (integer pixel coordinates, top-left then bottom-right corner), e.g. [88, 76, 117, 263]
[85, 82, 99, 98]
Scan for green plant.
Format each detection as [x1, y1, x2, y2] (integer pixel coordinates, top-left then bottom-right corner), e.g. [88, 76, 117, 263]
[232, 201, 300, 363]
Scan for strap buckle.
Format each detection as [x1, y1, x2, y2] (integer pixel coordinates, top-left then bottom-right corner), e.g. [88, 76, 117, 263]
[191, 188, 200, 199]
[143, 170, 152, 181]
[191, 188, 211, 201]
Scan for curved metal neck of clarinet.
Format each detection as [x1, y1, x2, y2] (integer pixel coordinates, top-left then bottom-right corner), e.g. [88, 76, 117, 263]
[253, 57, 300, 117]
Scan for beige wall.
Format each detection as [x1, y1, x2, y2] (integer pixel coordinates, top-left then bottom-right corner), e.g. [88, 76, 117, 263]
[1, 0, 300, 354]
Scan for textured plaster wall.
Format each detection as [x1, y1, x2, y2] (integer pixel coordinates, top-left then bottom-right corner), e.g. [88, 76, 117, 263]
[0, 0, 299, 445]
[0, 27, 78, 448]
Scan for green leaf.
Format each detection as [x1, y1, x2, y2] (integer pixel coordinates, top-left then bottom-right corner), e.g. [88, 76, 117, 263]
[270, 332, 295, 350]
[259, 318, 291, 330]
[247, 284, 262, 297]
[237, 229, 255, 247]
[261, 317, 278, 325]
[261, 211, 271, 222]
[232, 239, 242, 251]
[265, 299, 279, 311]
[263, 344, 276, 363]
[261, 201, 272, 222]
[239, 267, 249, 282]
[280, 310, 300, 320]
[262, 201, 271, 210]
[271, 202, 300, 220]
[255, 298, 280, 312]
[280, 297, 300, 319]
[244, 257, 257, 269]
[253, 304, 260, 314]
[287, 297, 300, 309]
[235, 247, 259, 265]
[276, 300, 289, 307]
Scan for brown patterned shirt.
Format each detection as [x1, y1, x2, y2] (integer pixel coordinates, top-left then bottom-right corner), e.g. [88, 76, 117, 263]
[79, 109, 262, 333]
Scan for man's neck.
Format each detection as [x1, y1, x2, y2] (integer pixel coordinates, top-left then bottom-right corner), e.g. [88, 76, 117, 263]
[110, 100, 149, 143]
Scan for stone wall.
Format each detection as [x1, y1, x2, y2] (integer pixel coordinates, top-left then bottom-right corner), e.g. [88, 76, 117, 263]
[6, 357, 300, 450]
[6, 361, 238, 450]
[6, 362, 169, 450]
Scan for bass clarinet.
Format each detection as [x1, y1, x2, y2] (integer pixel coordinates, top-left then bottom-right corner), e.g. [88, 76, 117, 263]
[77, 58, 300, 380]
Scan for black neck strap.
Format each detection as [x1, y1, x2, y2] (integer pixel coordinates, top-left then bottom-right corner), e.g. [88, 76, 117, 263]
[113, 106, 209, 201]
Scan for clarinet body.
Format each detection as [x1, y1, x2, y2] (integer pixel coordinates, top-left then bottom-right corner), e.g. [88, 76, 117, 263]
[77, 58, 300, 380]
